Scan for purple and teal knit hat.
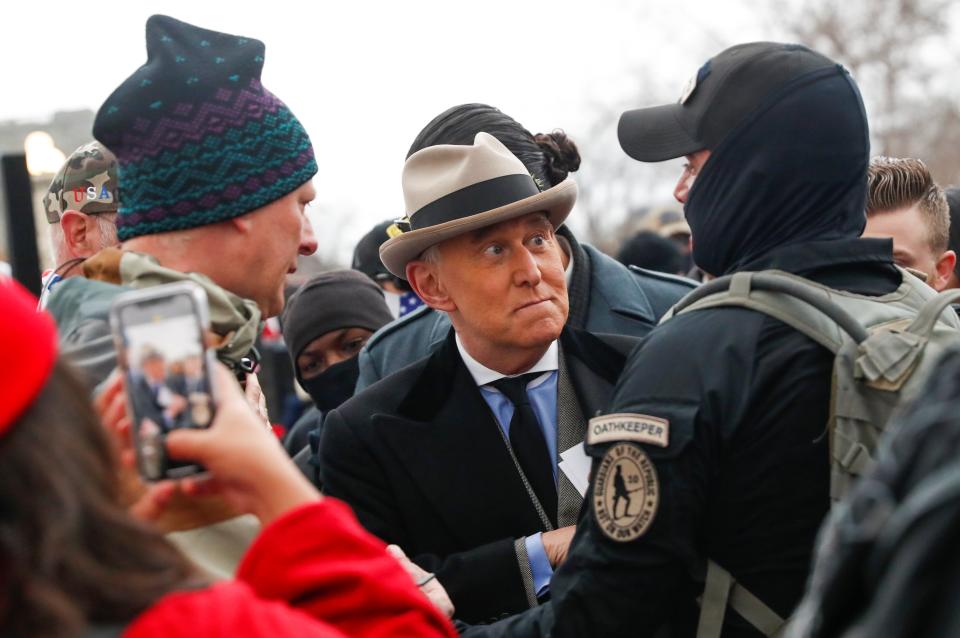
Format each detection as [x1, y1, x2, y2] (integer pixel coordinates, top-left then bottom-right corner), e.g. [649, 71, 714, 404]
[93, 15, 317, 240]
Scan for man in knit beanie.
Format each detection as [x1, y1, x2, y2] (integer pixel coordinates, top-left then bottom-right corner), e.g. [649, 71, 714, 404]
[47, 14, 318, 390]
[44, 14, 319, 577]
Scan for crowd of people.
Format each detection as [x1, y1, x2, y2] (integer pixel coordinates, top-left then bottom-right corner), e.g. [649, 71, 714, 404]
[5, 13, 960, 638]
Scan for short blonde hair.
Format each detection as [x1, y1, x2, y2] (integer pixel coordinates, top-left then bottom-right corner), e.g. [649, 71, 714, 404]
[866, 157, 949, 254]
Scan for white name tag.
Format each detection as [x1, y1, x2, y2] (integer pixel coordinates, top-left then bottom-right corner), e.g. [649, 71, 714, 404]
[587, 413, 670, 448]
[558, 442, 591, 498]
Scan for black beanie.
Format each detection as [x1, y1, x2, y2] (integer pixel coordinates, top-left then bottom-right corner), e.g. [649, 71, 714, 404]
[281, 270, 393, 374]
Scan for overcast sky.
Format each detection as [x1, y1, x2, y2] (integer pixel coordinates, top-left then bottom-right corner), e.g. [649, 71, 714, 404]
[0, 0, 907, 262]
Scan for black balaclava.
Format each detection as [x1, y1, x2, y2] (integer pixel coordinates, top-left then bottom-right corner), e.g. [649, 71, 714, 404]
[300, 357, 361, 413]
[685, 65, 870, 276]
[281, 270, 393, 411]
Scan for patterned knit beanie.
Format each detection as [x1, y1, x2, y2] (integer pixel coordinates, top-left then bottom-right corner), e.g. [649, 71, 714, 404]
[93, 15, 317, 240]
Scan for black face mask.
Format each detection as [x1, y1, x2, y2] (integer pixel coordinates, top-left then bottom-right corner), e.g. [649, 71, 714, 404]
[300, 356, 361, 413]
[685, 66, 869, 276]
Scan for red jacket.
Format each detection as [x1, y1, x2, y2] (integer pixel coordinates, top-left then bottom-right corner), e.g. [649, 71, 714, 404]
[125, 498, 457, 637]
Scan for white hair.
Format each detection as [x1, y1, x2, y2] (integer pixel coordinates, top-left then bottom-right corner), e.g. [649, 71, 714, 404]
[419, 244, 441, 264]
[48, 213, 119, 267]
[47, 222, 68, 266]
[94, 213, 120, 246]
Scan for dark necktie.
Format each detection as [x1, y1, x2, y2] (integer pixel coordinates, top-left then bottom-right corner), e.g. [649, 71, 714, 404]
[491, 373, 557, 523]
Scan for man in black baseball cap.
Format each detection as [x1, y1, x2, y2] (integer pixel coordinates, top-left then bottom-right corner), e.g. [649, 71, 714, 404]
[462, 42, 902, 638]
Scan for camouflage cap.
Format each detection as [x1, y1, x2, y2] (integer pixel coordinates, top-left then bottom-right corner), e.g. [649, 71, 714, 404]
[42, 141, 121, 223]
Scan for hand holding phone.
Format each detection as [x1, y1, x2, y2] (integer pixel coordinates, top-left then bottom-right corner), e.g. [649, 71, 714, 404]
[109, 281, 318, 523]
[98, 347, 319, 526]
[165, 362, 321, 525]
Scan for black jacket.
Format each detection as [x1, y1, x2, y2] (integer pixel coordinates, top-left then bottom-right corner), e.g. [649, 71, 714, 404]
[462, 238, 902, 638]
[319, 327, 636, 624]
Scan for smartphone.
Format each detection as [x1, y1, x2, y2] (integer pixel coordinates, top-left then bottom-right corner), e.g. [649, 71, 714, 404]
[109, 281, 216, 481]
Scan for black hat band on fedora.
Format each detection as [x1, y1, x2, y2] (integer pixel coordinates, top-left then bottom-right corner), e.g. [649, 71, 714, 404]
[410, 174, 541, 231]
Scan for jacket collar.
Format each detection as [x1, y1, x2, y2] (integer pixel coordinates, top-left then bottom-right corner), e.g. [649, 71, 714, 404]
[581, 242, 657, 324]
[737, 237, 894, 276]
[559, 226, 591, 328]
[559, 227, 658, 327]
[398, 326, 628, 422]
[456, 334, 559, 386]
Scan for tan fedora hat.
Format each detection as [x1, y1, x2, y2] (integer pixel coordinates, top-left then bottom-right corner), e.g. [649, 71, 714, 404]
[379, 132, 578, 279]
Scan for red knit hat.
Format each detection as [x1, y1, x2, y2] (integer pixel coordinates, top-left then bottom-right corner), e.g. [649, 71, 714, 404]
[0, 278, 58, 436]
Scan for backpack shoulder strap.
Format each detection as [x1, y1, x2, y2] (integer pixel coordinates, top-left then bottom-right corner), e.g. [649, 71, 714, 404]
[665, 271, 870, 354]
[696, 560, 786, 638]
[906, 288, 960, 338]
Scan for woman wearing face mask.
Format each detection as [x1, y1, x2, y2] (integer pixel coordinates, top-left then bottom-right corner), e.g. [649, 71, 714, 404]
[281, 270, 393, 461]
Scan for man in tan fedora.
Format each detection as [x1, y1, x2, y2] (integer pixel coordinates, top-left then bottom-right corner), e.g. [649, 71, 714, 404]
[319, 133, 638, 623]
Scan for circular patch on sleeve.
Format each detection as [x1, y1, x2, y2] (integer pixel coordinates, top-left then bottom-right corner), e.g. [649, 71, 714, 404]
[592, 443, 659, 542]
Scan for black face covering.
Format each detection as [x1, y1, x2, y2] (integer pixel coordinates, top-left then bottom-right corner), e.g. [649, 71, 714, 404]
[685, 65, 870, 276]
[300, 356, 361, 413]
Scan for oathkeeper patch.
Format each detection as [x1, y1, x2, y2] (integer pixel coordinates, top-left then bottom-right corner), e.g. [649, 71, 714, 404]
[593, 443, 659, 542]
[587, 413, 669, 447]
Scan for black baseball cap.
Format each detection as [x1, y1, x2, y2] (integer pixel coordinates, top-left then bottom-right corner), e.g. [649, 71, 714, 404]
[352, 219, 402, 281]
[618, 42, 837, 162]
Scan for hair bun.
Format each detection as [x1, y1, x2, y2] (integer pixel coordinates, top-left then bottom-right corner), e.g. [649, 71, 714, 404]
[534, 130, 581, 186]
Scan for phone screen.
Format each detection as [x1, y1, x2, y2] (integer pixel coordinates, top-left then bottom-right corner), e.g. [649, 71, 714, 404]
[116, 289, 214, 480]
